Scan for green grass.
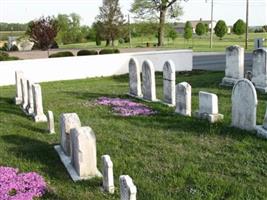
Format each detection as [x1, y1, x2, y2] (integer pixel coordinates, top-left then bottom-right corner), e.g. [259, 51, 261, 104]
[60, 33, 267, 52]
[1, 71, 267, 199]
[0, 31, 25, 41]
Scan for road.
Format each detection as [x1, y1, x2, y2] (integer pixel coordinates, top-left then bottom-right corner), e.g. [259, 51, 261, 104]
[193, 52, 253, 72]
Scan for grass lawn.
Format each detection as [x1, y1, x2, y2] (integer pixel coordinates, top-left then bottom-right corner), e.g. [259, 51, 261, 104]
[0, 70, 267, 199]
[60, 33, 267, 52]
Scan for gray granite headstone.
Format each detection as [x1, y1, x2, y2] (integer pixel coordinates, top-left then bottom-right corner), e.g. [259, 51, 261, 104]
[232, 79, 257, 131]
[142, 60, 156, 101]
[129, 58, 142, 97]
[175, 82, 191, 116]
[119, 175, 137, 200]
[163, 60, 176, 105]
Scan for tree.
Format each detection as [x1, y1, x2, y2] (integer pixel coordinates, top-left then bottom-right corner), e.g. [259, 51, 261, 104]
[233, 19, 246, 36]
[263, 25, 267, 32]
[97, 0, 125, 46]
[26, 16, 58, 50]
[204, 23, 209, 33]
[183, 21, 192, 40]
[131, 0, 187, 47]
[195, 22, 206, 37]
[166, 25, 177, 41]
[214, 20, 227, 39]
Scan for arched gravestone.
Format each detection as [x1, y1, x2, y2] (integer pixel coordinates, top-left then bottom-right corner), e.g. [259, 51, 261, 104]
[163, 60, 176, 105]
[252, 48, 267, 92]
[142, 60, 156, 101]
[128, 58, 142, 97]
[175, 82, 191, 116]
[231, 79, 258, 131]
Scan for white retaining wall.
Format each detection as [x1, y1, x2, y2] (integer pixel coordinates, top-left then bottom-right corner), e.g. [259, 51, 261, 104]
[0, 50, 192, 86]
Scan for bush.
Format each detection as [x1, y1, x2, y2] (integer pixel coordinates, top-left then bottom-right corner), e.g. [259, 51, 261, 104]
[99, 49, 120, 55]
[0, 51, 19, 61]
[196, 22, 206, 37]
[48, 51, 74, 58]
[233, 19, 246, 36]
[0, 43, 8, 51]
[9, 45, 19, 51]
[118, 38, 124, 44]
[77, 50, 98, 56]
[214, 20, 228, 39]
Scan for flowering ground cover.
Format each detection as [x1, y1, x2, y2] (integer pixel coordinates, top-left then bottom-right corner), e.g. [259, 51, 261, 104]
[0, 71, 267, 199]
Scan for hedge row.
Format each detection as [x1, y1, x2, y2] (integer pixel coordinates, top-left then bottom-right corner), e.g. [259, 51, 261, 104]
[49, 49, 120, 58]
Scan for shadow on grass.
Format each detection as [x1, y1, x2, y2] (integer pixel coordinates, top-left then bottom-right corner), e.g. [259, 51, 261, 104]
[0, 97, 27, 118]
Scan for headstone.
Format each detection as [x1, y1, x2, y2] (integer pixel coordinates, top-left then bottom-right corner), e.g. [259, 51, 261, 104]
[119, 175, 137, 200]
[254, 38, 265, 49]
[142, 60, 157, 101]
[256, 107, 267, 138]
[70, 126, 102, 179]
[47, 110, 55, 134]
[232, 79, 258, 131]
[163, 60, 176, 106]
[221, 45, 244, 86]
[21, 78, 28, 111]
[129, 58, 142, 97]
[251, 48, 267, 92]
[14, 71, 24, 105]
[195, 91, 224, 123]
[26, 80, 34, 115]
[102, 155, 114, 193]
[60, 113, 81, 156]
[175, 82, 191, 116]
[32, 84, 47, 122]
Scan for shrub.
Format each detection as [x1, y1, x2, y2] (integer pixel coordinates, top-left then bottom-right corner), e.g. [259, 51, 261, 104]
[214, 20, 228, 39]
[48, 51, 74, 58]
[0, 43, 8, 51]
[77, 50, 98, 56]
[233, 19, 246, 36]
[9, 45, 19, 51]
[0, 51, 19, 61]
[99, 49, 120, 55]
[196, 22, 206, 37]
[184, 21, 193, 40]
[118, 38, 124, 44]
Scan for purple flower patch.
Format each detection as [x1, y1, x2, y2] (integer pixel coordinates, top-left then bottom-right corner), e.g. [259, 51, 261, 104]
[96, 97, 156, 116]
[0, 166, 47, 200]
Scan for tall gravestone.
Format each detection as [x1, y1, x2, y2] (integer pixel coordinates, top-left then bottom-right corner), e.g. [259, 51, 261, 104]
[70, 126, 102, 179]
[129, 58, 142, 97]
[195, 91, 224, 123]
[14, 71, 24, 105]
[232, 79, 258, 131]
[21, 78, 28, 111]
[26, 80, 34, 115]
[142, 60, 157, 101]
[32, 84, 47, 122]
[102, 155, 114, 193]
[120, 175, 137, 200]
[251, 48, 267, 92]
[175, 82, 191, 116]
[163, 60, 176, 106]
[47, 110, 55, 134]
[221, 45, 244, 86]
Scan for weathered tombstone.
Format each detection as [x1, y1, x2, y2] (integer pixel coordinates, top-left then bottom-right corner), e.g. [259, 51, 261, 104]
[129, 58, 142, 97]
[256, 107, 267, 138]
[32, 84, 47, 122]
[26, 80, 34, 115]
[254, 38, 265, 49]
[47, 110, 55, 134]
[60, 113, 81, 156]
[175, 82, 191, 116]
[221, 45, 244, 86]
[251, 48, 267, 92]
[195, 91, 224, 123]
[163, 60, 176, 106]
[102, 155, 114, 193]
[119, 175, 137, 200]
[142, 60, 157, 101]
[21, 78, 28, 111]
[14, 71, 24, 105]
[70, 126, 102, 180]
[232, 79, 258, 131]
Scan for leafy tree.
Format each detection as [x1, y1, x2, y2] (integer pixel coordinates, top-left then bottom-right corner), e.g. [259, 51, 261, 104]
[26, 16, 58, 50]
[233, 19, 246, 36]
[263, 25, 267, 32]
[131, 0, 187, 47]
[97, 0, 125, 46]
[166, 25, 177, 41]
[204, 23, 209, 33]
[183, 21, 192, 40]
[214, 20, 227, 39]
[195, 22, 206, 37]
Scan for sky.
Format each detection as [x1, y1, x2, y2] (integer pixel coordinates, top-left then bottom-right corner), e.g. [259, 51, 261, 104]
[0, 0, 266, 26]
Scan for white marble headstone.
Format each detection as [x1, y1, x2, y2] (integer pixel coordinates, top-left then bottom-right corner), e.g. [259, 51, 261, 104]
[32, 84, 47, 122]
[21, 78, 28, 110]
[47, 110, 55, 134]
[232, 79, 258, 131]
[120, 175, 137, 200]
[163, 60, 176, 105]
[129, 58, 142, 97]
[175, 82, 191, 116]
[14, 71, 24, 105]
[26, 80, 34, 115]
[102, 155, 114, 193]
[142, 60, 156, 101]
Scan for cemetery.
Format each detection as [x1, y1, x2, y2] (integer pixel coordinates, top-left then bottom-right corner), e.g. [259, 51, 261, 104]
[1, 45, 267, 199]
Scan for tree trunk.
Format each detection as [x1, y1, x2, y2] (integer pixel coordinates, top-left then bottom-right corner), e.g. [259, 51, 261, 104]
[106, 39, 110, 46]
[158, 9, 167, 46]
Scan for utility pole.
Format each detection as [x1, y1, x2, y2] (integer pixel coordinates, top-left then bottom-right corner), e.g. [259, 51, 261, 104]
[245, 0, 249, 49]
[210, 0, 214, 49]
[128, 14, 132, 48]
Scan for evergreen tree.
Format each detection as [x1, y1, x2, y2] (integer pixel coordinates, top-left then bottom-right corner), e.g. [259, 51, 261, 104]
[195, 22, 206, 37]
[184, 21, 192, 40]
[233, 19, 246, 36]
[214, 20, 227, 39]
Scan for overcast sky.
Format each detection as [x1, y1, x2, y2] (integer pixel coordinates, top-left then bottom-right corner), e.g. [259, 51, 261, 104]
[0, 0, 266, 26]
